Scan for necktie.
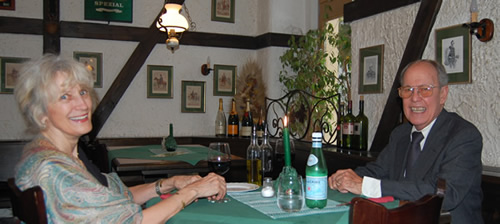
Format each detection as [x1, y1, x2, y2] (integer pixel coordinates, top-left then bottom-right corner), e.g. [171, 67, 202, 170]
[405, 131, 424, 177]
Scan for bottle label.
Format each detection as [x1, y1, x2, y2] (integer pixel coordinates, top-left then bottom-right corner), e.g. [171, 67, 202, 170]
[228, 124, 238, 135]
[241, 126, 252, 137]
[353, 123, 361, 135]
[305, 176, 327, 200]
[215, 126, 225, 135]
[307, 154, 318, 166]
[342, 123, 354, 135]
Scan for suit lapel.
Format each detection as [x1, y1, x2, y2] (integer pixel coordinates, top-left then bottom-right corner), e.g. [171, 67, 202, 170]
[413, 110, 449, 178]
[395, 128, 412, 180]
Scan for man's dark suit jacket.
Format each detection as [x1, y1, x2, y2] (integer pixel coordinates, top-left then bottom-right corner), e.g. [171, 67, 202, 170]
[356, 109, 483, 224]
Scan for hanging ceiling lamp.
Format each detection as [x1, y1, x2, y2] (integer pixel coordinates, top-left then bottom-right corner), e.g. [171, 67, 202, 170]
[156, 2, 189, 53]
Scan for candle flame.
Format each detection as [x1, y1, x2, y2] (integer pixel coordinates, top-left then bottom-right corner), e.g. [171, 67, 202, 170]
[284, 115, 288, 127]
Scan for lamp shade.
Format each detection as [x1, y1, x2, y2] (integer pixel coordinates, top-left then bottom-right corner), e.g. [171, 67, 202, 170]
[156, 3, 189, 33]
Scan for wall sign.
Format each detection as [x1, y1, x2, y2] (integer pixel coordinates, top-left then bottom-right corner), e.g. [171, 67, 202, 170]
[85, 0, 133, 23]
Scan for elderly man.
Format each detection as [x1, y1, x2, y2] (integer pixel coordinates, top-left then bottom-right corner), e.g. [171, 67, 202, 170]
[329, 60, 483, 223]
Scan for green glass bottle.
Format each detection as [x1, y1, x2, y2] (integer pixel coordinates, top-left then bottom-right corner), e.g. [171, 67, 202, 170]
[337, 102, 344, 148]
[306, 132, 328, 209]
[165, 123, 177, 151]
[342, 100, 354, 149]
[355, 96, 369, 150]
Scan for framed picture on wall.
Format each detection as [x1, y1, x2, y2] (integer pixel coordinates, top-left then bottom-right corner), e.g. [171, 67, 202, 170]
[211, 0, 235, 23]
[73, 52, 103, 88]
[147, 65, 173, 98]
[0, 57, 29, 94]
[435, 24, 471, 84]
[181, 81, 205, 113]
[0, 0, 15, 10]
[359, 45, 384, 94]
[213, 64, 236, 96]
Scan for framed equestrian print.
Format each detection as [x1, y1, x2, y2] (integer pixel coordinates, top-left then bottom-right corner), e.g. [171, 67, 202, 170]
[435, 24, 471, 84]
[73, 52, 103, 88]
[181, 80, 205, 113]
[147, 65, 173, 98]
[213, 64, 236, 96]
[0, 56, 29, 94]
[211, 0, 235, 23]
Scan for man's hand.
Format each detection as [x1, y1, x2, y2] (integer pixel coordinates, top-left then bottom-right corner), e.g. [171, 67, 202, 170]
[328, 169, 363, 195]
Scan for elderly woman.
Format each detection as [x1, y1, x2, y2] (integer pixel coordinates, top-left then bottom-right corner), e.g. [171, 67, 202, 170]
[14, 54, 226, 223]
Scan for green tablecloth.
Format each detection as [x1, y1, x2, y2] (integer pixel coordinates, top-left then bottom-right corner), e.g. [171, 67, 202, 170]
[108, 145, 210, 167]
[146, 189, 399, 224]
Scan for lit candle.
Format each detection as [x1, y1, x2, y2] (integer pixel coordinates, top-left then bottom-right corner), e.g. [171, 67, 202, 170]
[283, 116, 292, 167]
[470, 0, 478, 22]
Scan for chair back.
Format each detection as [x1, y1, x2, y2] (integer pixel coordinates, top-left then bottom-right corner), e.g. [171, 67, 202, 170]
[349, 179, 446, 224]
[8, 178, 47, 224]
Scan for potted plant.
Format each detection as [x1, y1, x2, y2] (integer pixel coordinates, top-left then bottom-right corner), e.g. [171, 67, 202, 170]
[279, 22, 351, 138]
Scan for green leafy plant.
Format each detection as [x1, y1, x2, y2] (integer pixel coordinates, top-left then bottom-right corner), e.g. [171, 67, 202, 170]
[279, 22, 351, 136]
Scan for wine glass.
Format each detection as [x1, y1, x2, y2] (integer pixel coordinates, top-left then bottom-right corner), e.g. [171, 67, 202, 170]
[277, 174, 304, 212]
[207, 142, 231, 203]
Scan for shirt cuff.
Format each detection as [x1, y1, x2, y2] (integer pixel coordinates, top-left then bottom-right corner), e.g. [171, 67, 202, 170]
[362, 176, 382, 198]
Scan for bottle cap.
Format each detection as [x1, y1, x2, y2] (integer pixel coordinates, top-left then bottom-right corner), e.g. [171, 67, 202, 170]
[312, 132, 322, 140]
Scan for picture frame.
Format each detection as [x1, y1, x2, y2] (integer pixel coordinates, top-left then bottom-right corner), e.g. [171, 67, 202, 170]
[0, 0, 15, 10]
[213, 64, 236, 96]
[0, 56, 29, 94]
[359, 45, 384, 94]
[147, 65, 173, 98]
[435, 24, 471, 84]
[182, 81, 205, 113]
[211, 0, 235, 23]
[73, 52, 103, 88]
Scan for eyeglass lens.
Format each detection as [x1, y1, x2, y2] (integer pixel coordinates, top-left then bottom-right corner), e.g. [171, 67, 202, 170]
[399, 86, 435, 98]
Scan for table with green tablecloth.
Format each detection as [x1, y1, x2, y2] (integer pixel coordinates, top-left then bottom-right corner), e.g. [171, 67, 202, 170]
[107, 145, 246, 184]
[146, 188, 399, 224]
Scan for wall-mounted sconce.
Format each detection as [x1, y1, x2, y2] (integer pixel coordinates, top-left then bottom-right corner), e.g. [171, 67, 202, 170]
[201, 57, 212, 76]
[156, 2, 189, 53]
[463, 0, 494, 42]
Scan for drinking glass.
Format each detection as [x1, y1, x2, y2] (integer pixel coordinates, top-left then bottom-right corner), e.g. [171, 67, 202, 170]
[277, 174, 304, 212]
[207, 142, 231, 203]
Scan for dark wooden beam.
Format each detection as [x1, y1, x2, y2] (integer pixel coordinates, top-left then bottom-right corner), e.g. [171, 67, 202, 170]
[344, 0, 420, 23]
[370, 0, 443, 152]
[86, 14, 165, 142]
[43, 0, 60, 54]
[0, 17, 42, 34]
[1, 17, 294, 49]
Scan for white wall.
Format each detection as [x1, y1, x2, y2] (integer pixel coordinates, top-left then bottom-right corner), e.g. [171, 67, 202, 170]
[0, 0, 317, 139]
[350, 0, 500, 167]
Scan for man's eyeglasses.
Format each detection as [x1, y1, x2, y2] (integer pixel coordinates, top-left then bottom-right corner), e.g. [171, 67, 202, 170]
[398, 85, 438, 99]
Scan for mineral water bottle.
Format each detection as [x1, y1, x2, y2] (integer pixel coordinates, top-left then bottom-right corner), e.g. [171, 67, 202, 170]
[305, 132, 328, 208]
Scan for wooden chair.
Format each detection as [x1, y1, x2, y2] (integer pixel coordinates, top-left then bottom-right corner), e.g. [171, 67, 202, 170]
[349, 179, 446, 224]
[8, 178, 47, 224]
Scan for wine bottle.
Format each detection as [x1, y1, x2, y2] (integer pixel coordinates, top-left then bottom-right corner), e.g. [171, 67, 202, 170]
[260, 123, 273, 177]
[256, 109, 264, 138]
[240, 100, 253, 138]
[227, 99, 239, 137]
[165, 123, 177, 151]
[215, 98, 226, 137]
[306, 132, 328, 209]
[342, 100, 354, 149]
[355, 96, 369, 151]
[246, 126, 262, 186]
[337, 102, 344, 148]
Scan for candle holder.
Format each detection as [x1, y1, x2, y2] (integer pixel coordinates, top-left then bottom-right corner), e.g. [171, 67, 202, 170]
[463, 18, 494, 42]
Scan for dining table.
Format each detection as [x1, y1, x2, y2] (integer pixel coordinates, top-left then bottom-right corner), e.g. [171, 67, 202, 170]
[107, 144, 246, 184]
[146, 186, 399, 224]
